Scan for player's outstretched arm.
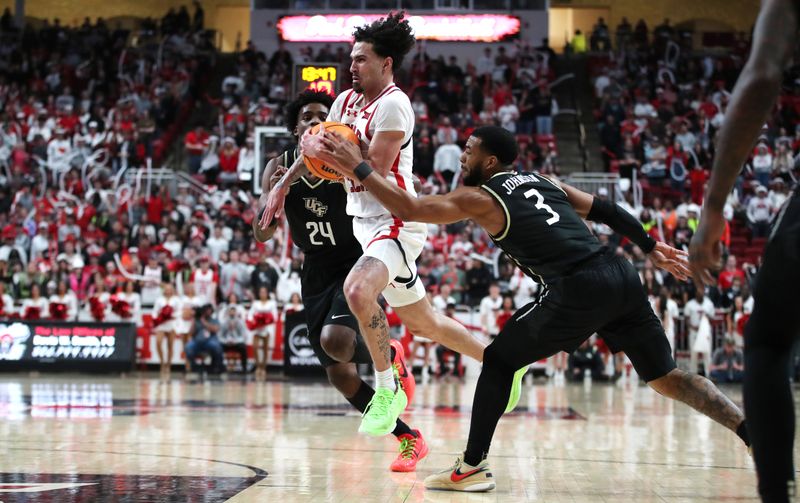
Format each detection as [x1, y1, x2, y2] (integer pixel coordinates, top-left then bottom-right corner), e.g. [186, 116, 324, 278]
[559, 179, 690, 281]
[354, 163, 492, 226]
[253, 157, 284, 242]
[258, 154, 308, 230]
[689, 0, 797, 286]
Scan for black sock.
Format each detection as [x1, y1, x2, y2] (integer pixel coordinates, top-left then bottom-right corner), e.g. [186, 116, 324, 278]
[345, 380, 414, 438]
[345, 380, 374, 412]
[736, 421, 750, 447]
[463, 351, 515, 466]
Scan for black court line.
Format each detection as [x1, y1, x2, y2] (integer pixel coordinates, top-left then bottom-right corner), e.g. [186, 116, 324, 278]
[5, 446, 268, 478]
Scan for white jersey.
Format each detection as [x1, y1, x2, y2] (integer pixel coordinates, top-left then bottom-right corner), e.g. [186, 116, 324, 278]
[21, 297, 49, 319]
[175, 295, 203, 334]
[82, 292, 110, 322]
[247, 299, 277, 338]
[49, 293, 78, 321]
[328, 84, 416, 218]
[192, 269, 218, 306]
[0, 293, 15, 317]
[108, 292, 141, 324]
[152, 295, 182, 332]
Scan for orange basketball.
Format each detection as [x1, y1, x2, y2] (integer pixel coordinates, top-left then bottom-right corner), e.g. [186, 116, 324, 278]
[303, 121, 359, 181]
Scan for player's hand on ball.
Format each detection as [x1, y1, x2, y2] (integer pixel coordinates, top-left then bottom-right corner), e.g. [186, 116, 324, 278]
[688, 209, 725, 288]
[650, 241, 691, 282]
[317, 131, 363, 176]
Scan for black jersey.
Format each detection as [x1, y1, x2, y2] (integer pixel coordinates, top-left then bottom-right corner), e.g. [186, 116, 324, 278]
[480, 171, 604, 285]
[280, 149, 362, 285]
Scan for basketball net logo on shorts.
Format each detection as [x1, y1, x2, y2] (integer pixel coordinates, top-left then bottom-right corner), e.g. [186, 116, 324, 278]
[0, 322, 31, 361]
[304, 198, 328, 217]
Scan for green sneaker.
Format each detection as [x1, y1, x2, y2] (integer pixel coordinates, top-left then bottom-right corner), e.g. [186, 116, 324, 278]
[358, 385, 408, 436]
[505, 366, 528, 413]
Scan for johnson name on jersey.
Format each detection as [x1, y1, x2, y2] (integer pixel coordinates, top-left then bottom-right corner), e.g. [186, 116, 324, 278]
[481, 171, 604, 285]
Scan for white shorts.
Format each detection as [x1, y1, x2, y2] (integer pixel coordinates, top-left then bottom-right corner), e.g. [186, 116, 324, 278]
[155, 321, 175, 333]
[352, 214, 428, 308]
[253, 327, 276, 348]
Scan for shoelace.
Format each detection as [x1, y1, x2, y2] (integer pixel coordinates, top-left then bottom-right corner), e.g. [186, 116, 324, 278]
[365, 389, 393, 417]
[398, 437, 417, 459]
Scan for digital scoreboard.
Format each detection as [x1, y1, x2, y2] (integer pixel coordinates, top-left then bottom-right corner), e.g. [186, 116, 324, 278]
[293, 63, 340, 98]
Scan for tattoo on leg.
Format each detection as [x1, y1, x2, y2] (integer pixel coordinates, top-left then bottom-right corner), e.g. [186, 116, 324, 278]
[351, 256, 385, 276]
[368, 309, 391, 363]
[660, 369, 744, 431]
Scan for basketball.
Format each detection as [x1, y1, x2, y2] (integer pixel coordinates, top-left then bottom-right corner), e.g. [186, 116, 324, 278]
[302, 122, 359, 181]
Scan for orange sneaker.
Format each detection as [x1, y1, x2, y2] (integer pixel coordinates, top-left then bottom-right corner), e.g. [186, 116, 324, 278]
[390, 339, 415, 406]
[390, 429, 429, 472]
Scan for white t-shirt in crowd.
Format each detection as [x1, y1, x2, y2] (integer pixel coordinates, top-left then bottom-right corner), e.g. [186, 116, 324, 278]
[479, 295, 503, 335]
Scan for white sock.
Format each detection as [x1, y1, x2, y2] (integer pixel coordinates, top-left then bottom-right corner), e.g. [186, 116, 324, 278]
[375, 367, 397, 392]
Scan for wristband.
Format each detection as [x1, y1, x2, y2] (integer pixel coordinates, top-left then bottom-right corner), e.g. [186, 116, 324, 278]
[354, 161, 373, 182]
[587, 197, 657, 253]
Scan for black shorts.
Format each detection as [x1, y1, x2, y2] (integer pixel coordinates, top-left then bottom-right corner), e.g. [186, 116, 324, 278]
[302, 277, 366, 368]
[489, 252, 676, 382]
[745, 192, 800, 351]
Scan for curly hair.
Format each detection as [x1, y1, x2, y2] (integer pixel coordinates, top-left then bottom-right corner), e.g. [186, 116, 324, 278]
[285, 89, 335, 137]
[352, 11, 415, 72]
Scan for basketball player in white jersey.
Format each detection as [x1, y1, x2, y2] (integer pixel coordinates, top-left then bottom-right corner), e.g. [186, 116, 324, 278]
[261, 13, 521, 436]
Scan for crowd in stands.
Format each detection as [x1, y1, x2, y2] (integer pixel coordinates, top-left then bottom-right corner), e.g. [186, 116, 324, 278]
[586, 16, 800, 381]
[190, 38, 561, 192]
[1, 10, 793, 382]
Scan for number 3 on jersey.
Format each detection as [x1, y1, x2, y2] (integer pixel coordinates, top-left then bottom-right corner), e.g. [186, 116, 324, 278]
[523, 188, 560, 225]
[306, 221, 336, 245]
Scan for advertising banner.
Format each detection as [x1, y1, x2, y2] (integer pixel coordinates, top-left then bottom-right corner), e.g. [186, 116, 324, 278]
[282, 310, 324, 376]
[0, 321, 137, 372]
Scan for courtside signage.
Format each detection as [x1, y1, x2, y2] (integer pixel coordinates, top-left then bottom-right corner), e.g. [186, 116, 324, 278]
[0, 321, 136, 371]
[277, 14, 520, 43]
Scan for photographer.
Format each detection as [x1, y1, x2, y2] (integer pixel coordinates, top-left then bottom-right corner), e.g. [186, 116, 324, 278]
[184, 304, 224, 375]
[218, 304, 248, 373]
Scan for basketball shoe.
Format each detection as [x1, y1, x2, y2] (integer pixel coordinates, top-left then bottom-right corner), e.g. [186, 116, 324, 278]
[359, 381, 408, 436]
[424, 454, 495, 492]
[505, 366, 528, 413]
[390, 340, 415, 406]
[390, 429, 429, 472]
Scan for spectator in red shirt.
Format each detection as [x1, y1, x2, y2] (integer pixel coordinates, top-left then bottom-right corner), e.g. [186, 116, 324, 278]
[218, 137, 239, 186]
[718, 255, 746, 291]
[146, 187, 167, 225]
[184, 125, 208, 174]
[688, 162, 708, 205]
[495, 295, 515, 331]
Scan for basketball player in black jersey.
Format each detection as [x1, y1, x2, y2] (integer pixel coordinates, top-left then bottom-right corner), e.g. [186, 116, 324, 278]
[252, 90, 429, 472]
[690, 1, 799, 500]
[318, 125, 751, 492]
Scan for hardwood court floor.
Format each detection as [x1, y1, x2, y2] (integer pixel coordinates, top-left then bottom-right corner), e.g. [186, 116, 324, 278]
[0, 372, 767, 502]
